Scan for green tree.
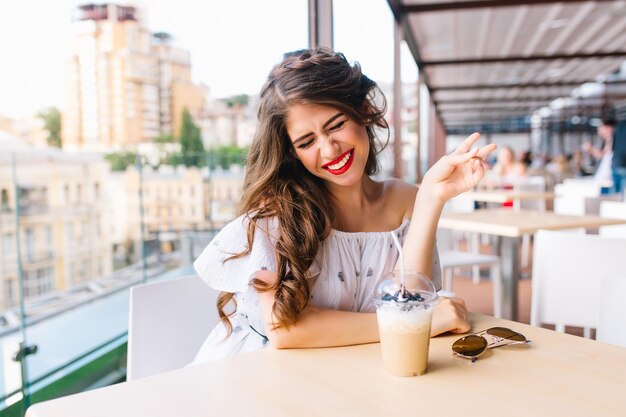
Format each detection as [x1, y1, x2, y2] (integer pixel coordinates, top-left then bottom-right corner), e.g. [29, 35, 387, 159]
[207, 145, 248, 170]
[224, 94, 249, 108]
[154, 133, 174, 144]
[37, 107, 62, 148]
[105, 152, 137, 171]
[179, 108, 204, 167]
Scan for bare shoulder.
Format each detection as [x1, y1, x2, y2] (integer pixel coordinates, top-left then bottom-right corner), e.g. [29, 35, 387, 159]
[381, 179, 418, 220]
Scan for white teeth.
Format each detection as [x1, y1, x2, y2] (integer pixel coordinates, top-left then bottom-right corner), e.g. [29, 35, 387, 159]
[327, 152, 351, 170]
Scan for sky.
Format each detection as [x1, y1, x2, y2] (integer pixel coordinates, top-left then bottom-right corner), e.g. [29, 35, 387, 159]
[0, 0, 417, 119]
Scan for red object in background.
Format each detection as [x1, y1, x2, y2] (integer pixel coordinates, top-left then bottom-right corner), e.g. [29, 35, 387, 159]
[502, 184, 514, 208]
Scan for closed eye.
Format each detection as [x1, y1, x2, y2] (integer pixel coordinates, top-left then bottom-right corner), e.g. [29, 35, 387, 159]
[297, 138, 315, 149]
[329, 120, 345, 131]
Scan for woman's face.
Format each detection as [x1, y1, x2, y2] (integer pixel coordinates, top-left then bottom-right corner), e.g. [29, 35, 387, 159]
[285, 102, 370, 187]
[498, 148, 513, 165]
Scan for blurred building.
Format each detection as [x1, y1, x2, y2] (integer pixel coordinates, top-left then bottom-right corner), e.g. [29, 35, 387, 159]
[108, 166, 209, 253]
[208, 166, 245, 227]
[0, 114, 49, 148]
[63, 3, 205, 152]
[200, 95, 257, 148]
[0, 138, 113, 310]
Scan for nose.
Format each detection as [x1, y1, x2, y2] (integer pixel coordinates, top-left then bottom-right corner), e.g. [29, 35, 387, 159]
[319, 134, 340, 160]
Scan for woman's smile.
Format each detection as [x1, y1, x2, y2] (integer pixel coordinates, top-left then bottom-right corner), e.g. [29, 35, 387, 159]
[286, 103, 370, 187]
[322, 149, 354, 175]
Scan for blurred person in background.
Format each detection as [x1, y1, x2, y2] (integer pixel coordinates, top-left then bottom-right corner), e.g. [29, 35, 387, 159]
[546, 154, 571, 184]
[492, 146, 527, 185]
[583, 115, 614, 194]
[612, 118, 626, 195]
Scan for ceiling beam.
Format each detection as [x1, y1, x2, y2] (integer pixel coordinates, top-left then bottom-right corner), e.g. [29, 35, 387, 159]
[401, 0, 615, 14]
[435, 97, 562, 104]
[422, 51, 626, 66]
[436, 95, 626, 106]
[435, 95, 626, 104]
[439, 103, 547, 110]
[432, 80, 593, 91]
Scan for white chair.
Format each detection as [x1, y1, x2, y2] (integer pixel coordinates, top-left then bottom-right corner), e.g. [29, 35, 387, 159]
[127, 276, 220, 380]
[597, 276, 626, 348]
[531, 230, 626, 337]
[437, 228, 503, 317]
[554, 182, 601, 216]
[442, 196, 483, 283]
[599, 201, 626, 238]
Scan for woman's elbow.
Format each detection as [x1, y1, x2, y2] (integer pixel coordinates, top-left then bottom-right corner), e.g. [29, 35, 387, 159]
[265, 327, 301, 349]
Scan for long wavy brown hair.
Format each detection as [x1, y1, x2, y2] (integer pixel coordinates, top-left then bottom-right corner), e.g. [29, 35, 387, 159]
[217, 47, 389, 335]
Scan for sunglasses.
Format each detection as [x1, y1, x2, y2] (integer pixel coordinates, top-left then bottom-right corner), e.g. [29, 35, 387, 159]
[452, 327, 531, 362]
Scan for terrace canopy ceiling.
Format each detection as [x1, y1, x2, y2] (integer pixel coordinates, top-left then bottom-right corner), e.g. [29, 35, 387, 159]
[387, 0, 626, 134]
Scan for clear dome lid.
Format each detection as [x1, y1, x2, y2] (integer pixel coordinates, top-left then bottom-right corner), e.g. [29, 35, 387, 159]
[375, 271, 438, 306]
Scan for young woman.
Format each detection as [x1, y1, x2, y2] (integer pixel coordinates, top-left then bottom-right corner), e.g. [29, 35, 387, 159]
[193, 48, 496, 363]
[492, 146, 527, 184]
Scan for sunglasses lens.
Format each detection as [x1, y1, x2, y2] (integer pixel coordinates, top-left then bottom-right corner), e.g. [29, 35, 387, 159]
[452, 335, 488, 358]
[486, 327, 526, 342]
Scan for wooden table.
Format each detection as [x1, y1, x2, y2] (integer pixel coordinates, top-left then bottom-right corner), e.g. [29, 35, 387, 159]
[26, 313, 626, 417]
[439, 209, 626, 320]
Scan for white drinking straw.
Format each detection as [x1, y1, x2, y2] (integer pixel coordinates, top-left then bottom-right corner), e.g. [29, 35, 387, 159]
[390, 232, 405, 289]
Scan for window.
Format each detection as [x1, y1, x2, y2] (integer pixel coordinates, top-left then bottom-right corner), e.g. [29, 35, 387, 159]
[1, 189, 9, 212]
[4, 279, 14, 306]
[23, 267, 54, 298]
[3, 233, 14, 258]
[24, 228, 35, 262]
[45, 226, 53, 251]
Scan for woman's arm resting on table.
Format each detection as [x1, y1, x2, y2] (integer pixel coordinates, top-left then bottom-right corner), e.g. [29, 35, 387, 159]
[256, 272, 471, 349]
[256, 270, 378, 348]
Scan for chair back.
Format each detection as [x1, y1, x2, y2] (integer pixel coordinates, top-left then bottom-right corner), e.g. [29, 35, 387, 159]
[516, 176, 546, 211]
[597, 276, 626, 348]
[599, 201, 626, 238]
[127, 276, 219, 380]
[531, 230, 626, 332]
[435, 228, 455, 251]
[554, 182, 602, 216]
[443, 195, 475, 213]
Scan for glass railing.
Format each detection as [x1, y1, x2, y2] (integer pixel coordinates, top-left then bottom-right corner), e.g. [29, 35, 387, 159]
[0, 148, 244, 415]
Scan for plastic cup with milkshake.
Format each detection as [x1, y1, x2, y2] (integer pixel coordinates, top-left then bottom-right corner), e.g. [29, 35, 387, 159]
[374, 270, 438, 377]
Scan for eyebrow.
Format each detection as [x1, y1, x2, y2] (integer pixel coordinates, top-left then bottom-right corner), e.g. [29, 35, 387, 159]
[292, 112, 345, 145]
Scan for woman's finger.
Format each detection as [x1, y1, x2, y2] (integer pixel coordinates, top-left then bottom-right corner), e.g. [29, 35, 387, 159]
[477, 143, 497, 160]
[447, 146, 479, 165]
[471, 159, 486, 184]
[452, 132, 481, 155]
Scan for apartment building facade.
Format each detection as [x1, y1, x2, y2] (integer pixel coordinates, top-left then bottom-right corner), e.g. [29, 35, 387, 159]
[0, 144, 113, 310]
[63, 3, 205, 152]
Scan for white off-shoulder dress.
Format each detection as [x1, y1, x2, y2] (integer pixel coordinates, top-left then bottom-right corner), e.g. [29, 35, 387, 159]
[192, 214, 442, 364]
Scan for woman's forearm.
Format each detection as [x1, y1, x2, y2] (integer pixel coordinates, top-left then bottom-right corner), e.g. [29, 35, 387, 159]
[268, 306, 379, 349]
[399, 185, 445, 279]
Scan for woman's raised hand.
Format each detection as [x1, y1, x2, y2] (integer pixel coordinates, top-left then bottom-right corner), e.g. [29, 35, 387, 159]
[421, 133, 496, 204]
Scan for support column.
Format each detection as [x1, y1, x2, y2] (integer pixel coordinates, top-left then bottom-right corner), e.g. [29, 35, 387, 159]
[393, 19, 403, 179]
[416, 73, 422, 183]
[308, 0, 333, 49]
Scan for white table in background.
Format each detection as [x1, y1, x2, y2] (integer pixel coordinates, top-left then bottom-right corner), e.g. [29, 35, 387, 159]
[439, 208, 626, 321]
